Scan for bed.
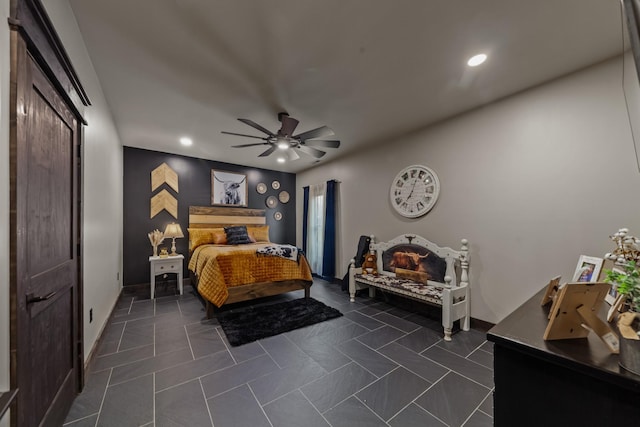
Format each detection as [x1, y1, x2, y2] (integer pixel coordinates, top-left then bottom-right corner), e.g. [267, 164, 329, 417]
[187, 206, 313, 317]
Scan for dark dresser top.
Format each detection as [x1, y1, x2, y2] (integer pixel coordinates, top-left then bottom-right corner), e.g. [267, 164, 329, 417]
[487, 286, 640, 392]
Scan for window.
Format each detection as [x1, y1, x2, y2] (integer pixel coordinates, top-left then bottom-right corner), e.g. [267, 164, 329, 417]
[306, 183, 326, 273]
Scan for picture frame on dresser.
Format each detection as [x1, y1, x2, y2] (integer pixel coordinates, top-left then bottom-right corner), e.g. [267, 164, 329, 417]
[572, 255, 603, 283]
[604, 266, 623, 305]
[211, 170, 247, 207]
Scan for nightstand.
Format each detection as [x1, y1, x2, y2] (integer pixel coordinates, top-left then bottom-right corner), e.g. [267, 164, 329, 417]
[149, 254, 184, 299]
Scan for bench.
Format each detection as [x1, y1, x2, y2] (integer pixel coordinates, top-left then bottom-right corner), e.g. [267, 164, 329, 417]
[349, 234, 470, 341]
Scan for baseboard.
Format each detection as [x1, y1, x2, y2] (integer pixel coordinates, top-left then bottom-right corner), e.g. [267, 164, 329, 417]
[83, 290, 121, 371]
[122, 278, 189, 298]
[470, 317, 495, 333]
[311, 274, 342, 285]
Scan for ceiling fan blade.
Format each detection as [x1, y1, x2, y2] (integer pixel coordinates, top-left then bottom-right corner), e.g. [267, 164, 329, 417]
[231, 142, 269, 148]
[294, 126, 334, 141]
[303, 139, 340, 148]
[238, 118, 275, 136]
[221, 131, 268, 140]
[296, 145, 326, 159]
[279, 115, 300, 137]
[259, 145, 277, 157]
[287, 149, 300, 161]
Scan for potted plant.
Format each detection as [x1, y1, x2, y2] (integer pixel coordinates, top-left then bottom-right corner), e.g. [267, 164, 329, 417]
[604, 261, 640, 313]
[604, 228, 640, 375]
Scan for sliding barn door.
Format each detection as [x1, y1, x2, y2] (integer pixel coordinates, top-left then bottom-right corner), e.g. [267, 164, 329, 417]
[10, 32, 82, 426]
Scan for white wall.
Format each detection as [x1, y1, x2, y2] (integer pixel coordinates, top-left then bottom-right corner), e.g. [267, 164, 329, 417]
[298, 57, 640, 325]
[0, 0, 11, 424]
[42, 0, 124, 360]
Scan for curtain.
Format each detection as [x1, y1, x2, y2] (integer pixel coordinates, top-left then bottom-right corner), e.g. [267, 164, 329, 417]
[302, 186, 309, 254]
[322, 180, 337, 278]
[303, 180, 338, 280]
[306, 183, 326, 274]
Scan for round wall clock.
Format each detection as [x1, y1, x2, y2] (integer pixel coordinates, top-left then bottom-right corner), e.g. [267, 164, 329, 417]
[266, 196, 278, 208]
[278, 191, 290, 203]
[271, 180, 281, 190]
[256, 183, 267, 194]
[389, 164, 440, 218]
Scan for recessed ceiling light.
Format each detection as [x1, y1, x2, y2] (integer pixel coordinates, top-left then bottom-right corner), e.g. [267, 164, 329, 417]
[277, 157, 286, 163]
[467, 53, 487, 67]
[179, 137, 193, 146]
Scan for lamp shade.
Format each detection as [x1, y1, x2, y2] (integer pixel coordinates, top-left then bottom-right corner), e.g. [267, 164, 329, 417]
[164, 223, 184, 239]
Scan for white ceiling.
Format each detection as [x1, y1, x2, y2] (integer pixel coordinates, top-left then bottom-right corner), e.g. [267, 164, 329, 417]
[68, 0, 624, 173]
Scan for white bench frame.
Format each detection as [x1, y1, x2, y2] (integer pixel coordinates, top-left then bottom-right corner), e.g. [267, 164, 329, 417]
[349, 234, 470, 341]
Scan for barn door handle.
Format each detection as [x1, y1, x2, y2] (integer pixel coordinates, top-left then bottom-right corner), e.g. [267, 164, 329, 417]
[26, 291, 57, 304]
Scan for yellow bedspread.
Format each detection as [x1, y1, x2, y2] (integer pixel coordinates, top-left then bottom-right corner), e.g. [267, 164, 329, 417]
[188, 243, 313, 307]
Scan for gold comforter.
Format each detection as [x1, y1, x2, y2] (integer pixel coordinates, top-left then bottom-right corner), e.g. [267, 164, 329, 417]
[188, 243, 313, 307]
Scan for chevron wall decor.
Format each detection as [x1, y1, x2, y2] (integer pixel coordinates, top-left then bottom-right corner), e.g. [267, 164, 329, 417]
[150, 189, 178, 219]
[151, 162, 179, 193]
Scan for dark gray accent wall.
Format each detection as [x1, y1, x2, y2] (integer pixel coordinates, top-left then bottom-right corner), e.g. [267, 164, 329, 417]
[123, 147, 296, 286]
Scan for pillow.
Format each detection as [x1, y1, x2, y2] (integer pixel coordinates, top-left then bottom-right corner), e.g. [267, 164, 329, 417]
[224, 225, 253, 245]
[188, 228, 226, 250]
[247, 225, 270, 243]
[396, 268, 430, 284]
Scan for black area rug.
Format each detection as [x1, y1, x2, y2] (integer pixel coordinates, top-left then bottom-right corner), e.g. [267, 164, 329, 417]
[217, 297, 343, 347]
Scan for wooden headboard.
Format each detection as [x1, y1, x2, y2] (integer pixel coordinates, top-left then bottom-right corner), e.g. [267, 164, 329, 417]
[188, 206, 266, 228]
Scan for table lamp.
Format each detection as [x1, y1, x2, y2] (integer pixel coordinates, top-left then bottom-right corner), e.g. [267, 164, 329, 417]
[163, 222, 184, 256]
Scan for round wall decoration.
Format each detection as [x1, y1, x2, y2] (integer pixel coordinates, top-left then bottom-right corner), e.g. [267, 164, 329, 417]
[271, 180, 281, 190]
[256, 182, 267, 194]
[390, 164, 440, 218]
[266, 196, 278, 208]
[278, 191, 290, 203]
[274, 211, 283, 221]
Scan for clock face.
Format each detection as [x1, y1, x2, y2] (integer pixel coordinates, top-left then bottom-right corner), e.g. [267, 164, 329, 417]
[390, 165, 440, 218]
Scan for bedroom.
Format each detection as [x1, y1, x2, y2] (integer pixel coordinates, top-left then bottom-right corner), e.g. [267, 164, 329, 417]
[2, 0, 640, 426]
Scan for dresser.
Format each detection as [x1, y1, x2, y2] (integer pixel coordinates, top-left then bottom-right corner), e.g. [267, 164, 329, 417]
[487, 287, 640, 426]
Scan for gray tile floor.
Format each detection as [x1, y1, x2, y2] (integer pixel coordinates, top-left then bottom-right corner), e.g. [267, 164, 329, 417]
[64, 280, 494, 427]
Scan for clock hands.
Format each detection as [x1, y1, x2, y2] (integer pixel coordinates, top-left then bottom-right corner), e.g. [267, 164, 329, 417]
[406, 179, 418, 201]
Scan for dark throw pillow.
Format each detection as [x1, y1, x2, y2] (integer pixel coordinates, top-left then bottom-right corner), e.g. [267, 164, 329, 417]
[224, 225, 252, 245]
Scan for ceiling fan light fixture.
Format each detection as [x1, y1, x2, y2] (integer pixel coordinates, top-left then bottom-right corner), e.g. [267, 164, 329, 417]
[467, 53, 487, 67]
[224, 113, 340, 161]
[179, 137, 193, 146]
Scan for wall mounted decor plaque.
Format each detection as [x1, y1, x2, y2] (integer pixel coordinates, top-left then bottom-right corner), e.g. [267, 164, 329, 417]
[278, 191, 290, 203]
[266, 196, 278, 208]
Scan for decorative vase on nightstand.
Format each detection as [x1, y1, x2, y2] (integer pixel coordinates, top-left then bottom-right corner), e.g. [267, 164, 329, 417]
[148, 229, 165, 257]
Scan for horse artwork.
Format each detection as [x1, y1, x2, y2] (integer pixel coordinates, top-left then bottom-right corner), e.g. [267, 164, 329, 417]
[211, 170, 248, 207]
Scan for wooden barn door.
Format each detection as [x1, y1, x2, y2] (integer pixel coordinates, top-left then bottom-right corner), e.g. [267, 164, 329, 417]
[10, 31, 82, 426]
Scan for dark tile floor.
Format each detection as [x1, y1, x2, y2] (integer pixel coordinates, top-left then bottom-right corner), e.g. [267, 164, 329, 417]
[64, 280, 494, 427]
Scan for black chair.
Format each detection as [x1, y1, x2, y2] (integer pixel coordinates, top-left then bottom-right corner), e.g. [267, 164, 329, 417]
[341, 235, 371, 291]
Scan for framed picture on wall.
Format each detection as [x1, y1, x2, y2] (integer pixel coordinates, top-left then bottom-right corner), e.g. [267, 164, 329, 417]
[571, 255, 604, 283]
[211, 170, 247, 207]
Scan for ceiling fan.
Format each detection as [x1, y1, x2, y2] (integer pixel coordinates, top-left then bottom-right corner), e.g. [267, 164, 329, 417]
[221, 112, 340, 160]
